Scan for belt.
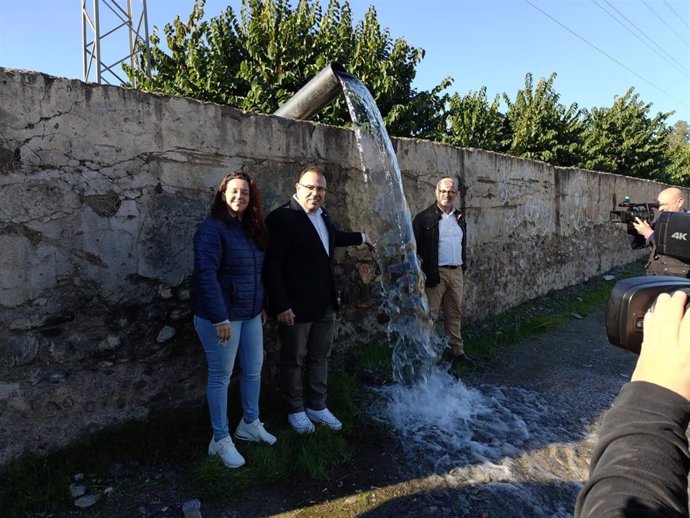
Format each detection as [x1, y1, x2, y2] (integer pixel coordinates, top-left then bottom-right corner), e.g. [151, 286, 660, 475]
[440, 265, 460, 269]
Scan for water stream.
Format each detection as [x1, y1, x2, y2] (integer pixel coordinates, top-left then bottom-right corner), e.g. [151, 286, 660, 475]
[335, 66, 532, 474]
[332, 71, 608, 516]
[337, 71, 440, 385]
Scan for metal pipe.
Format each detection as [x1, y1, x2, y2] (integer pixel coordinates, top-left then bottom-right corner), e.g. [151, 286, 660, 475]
[274, 62, 348, 120]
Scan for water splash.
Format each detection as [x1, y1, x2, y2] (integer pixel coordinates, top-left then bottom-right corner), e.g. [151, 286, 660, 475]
[331, 70, 596, 516]
[375, 371, 531, 471]
[336, 72, 440, 384]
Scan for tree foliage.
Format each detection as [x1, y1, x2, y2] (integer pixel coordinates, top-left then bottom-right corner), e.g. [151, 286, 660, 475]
[580, 88, 670, 179]
[442, 87, 507, 152]
[124, 0, 450, 138]
[502, 73, 584, 166]
[666, 120, 690, 186]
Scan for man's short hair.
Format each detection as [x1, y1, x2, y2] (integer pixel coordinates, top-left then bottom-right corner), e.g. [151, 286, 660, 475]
[298, 165, 325, 182]
[436, 177, 458, 190]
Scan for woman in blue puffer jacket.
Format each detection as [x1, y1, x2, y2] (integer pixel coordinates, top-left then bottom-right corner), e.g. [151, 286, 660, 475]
[193, 171, 276, 469]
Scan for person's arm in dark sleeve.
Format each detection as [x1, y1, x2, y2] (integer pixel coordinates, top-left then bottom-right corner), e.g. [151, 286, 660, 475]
[193, 222, 228, 324]
[412, 213, 422, 244]
[575, 381, 690, 518]
[628, 218, 656, 250]
[627, 225, 648, 250]
[334, 229, 363, 247]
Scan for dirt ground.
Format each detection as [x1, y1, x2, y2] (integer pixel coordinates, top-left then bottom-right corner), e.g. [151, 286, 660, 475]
[45, 299, 638, 518]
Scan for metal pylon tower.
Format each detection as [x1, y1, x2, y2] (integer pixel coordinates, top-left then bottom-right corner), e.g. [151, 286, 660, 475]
[81, 0, 151, 86]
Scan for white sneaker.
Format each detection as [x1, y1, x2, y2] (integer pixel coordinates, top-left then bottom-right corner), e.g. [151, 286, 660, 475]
[287, 411, 316, 434]
[305, 407, 342, 430]
[235, 418, 277, 445]
[208, 436, 245, 468]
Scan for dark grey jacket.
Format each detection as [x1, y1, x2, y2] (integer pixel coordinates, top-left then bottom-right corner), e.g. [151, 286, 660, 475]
[412, 203, 467, 287]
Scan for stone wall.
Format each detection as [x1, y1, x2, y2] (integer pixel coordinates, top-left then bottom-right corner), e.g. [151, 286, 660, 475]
[0, 68, 677, 465]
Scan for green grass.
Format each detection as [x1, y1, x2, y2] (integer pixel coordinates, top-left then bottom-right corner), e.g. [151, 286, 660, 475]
[463, 260, 646, 359]
[349, 341, 394, 384]
[192, 371, 358, 500]
[0, 260, 646, 516]
[0, 370, 364, 516]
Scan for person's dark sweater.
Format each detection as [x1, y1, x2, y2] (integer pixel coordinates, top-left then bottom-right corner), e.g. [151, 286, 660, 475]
[575, 381, 690, 518]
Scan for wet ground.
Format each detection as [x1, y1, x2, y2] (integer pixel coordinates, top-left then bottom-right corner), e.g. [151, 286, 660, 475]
[214, 304, 636, 518]
[46, 303, 636, 518]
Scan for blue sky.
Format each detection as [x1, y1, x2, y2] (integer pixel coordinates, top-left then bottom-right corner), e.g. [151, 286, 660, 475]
[1, 0, 688, 125]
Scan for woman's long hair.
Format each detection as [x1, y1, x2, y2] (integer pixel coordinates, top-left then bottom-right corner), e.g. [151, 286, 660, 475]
[210, 172, 269, 251]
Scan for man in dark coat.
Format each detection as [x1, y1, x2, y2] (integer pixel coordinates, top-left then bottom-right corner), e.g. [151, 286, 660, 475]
[413, 177, 473, 367]
[628, 187, 690, 277]
[264, 166, 373, 434]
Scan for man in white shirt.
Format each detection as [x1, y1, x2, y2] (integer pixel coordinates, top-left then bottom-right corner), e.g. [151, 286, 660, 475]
[413, 177, 473, 367]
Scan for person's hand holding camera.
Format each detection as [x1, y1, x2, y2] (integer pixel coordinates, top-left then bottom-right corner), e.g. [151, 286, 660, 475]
[632, 217, 654, 239]
[632, 291, 690, 402]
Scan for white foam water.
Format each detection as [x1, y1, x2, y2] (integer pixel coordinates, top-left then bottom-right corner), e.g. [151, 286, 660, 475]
[374, 371, 530, 473]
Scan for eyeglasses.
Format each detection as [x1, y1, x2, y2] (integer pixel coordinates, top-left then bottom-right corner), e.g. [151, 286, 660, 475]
[437, 189, 457, 195]
[299, 183, 327, 194]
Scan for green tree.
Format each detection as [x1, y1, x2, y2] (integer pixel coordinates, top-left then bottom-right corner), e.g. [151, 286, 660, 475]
[124, 0, 449, 138]
[502, 73, 584, 166]
[666, 120, 690, 186]
[581, 88, 671, 179]
[442, 87, 507, 152]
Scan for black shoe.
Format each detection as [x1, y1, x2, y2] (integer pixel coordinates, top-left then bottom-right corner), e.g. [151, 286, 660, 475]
[450, 353, 476, 369]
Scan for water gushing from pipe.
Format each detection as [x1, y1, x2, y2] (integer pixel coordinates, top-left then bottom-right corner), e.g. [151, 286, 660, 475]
[335, 70, 441, 384]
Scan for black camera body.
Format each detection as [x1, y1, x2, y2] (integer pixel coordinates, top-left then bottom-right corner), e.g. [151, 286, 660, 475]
[606, 276, 690, 354]
[608, 212, 690, 353]
[610, 199, 659, 224]
[652, 211, 690, 260]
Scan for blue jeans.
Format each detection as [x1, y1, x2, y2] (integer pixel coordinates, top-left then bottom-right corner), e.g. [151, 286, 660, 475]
[194, 314, 264, 441]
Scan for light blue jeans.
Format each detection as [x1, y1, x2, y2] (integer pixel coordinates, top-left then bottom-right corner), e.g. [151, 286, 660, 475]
[194, 314, 264, 441]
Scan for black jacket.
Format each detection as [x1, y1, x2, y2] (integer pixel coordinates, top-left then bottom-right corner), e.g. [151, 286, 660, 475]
[412, 203, 467, 287]
[628, 221, 690, 277]
[575, 382, 690, 518]
[264, 197, 362, 322]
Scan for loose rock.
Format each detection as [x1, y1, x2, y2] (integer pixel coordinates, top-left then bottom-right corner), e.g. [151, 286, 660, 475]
[74, 493, 100, 508]
[156, 326, 176, 343]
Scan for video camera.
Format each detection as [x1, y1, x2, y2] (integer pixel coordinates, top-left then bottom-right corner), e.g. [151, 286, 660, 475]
[607, 211, 690, 354]
[606, 276, 690, 354]
[609, 196, 659, 224]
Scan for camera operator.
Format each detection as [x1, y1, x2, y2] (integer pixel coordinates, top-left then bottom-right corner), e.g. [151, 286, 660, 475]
[629, 187, 690, 277]
[575, 290, 690, 517]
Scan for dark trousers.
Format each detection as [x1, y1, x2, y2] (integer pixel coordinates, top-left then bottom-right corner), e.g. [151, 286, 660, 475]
[278, 307, 336, 413]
